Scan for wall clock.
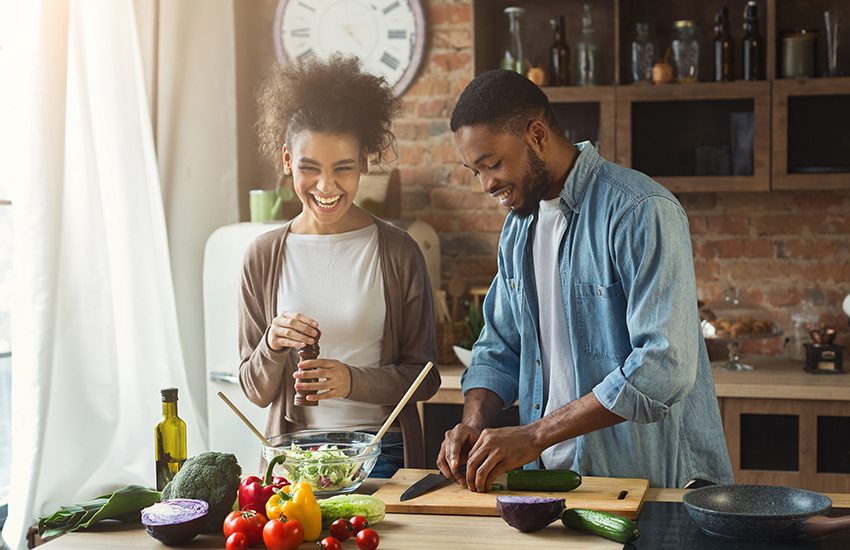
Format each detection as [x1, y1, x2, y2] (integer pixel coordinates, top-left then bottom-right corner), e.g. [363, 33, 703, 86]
[273, 0, 426, 97]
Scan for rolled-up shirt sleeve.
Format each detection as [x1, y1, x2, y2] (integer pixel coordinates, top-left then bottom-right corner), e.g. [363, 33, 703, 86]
[594, 197, 701, 424]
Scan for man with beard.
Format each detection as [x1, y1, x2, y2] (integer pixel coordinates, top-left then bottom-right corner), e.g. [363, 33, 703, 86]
[436, 69, 733, 490]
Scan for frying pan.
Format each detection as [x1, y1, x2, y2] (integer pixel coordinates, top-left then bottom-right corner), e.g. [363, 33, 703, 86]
[683, 484, 850, 541]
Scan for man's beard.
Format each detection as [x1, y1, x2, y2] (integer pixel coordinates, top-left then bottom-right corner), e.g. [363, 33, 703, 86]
[510, 143, 554, 219]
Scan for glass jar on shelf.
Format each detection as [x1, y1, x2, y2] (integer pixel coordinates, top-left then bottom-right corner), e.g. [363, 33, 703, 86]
[501, 7, 529, 75]
[699, 288, 784, 371]
[671, 20, 701, 83]
[630, 22, 657, 83]
[575, 4, 600, 86]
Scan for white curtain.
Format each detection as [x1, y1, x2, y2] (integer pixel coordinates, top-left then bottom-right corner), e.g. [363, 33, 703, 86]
[0, 2, 206, 549]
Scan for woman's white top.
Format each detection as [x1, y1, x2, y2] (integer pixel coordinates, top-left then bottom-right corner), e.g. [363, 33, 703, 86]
[277, 224, 386, 432]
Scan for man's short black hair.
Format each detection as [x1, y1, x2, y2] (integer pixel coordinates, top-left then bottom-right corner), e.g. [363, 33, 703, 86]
[450, 69, 561, 135]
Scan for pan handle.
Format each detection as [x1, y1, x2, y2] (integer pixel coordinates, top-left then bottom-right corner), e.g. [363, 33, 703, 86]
[805, 515, 850, 538]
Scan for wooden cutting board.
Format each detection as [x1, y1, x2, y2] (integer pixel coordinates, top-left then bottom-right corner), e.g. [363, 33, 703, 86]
[373, 469, 649, 519]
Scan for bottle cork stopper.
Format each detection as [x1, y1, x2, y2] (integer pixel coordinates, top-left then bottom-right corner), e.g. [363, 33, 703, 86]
[294, 329, 321, 407]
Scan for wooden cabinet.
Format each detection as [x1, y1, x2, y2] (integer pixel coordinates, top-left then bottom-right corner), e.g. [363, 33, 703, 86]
[713, 355, 850, 493]
[470, 0, 850, 191]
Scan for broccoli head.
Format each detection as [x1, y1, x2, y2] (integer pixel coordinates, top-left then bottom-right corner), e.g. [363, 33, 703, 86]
[161, 451, 241, 532]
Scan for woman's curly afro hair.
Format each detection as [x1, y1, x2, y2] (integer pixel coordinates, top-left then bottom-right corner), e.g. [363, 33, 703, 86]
[257, 54, 402, 175]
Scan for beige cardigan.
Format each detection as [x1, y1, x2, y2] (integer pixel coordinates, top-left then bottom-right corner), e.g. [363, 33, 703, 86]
[238, 216, 440, 470]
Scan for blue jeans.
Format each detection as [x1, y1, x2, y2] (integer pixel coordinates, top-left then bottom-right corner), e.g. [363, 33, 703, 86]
[368, 431, 404, 478]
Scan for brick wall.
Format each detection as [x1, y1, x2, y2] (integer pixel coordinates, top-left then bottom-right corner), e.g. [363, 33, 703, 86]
[395, 1, 850, 356]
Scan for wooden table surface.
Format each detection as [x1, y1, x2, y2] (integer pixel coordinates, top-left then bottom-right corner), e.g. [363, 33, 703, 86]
[39, 479, 850, 550]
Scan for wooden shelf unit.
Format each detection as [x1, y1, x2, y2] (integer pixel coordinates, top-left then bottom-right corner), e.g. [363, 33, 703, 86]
[470, 0, 850, 192]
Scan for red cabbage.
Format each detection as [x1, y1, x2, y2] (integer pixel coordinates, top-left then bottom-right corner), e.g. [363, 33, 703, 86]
[496, 495, 566, 532]
[142, 498, 209, 545]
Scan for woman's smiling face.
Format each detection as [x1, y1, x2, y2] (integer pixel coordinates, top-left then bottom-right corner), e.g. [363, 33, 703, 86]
[283, 130, 369, 234]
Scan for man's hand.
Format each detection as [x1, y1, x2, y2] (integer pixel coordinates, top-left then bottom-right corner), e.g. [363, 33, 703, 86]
[464, 424, 546, 492]
[436, 423, 481, 486]
[293, 358, 351, 400]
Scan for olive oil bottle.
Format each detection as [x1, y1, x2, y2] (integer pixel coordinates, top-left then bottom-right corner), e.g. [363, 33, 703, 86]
[155, 387, 186, 490]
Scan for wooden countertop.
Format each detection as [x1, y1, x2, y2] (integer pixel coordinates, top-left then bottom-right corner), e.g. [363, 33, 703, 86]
[428, 354, 850, 405]
[39, 481, 850, 550]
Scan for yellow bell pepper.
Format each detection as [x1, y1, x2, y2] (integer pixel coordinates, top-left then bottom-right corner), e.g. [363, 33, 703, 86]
[265, 482, 322, 541]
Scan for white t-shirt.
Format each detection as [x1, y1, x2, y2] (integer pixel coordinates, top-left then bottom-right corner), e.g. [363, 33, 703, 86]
[277, 224, 386, 432]
[532, 197, 577, 470]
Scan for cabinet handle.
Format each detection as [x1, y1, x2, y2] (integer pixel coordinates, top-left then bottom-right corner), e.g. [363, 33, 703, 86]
[209, 371, 239, 385]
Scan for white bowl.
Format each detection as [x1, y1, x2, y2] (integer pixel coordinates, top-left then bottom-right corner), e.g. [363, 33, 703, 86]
[452, 345, 472, 367]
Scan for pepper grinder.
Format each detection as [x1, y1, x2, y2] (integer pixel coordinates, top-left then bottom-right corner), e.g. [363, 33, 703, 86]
[294, 329, 321, 406]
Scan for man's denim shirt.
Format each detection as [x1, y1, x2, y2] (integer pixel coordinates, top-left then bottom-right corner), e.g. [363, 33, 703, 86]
[462, 143, 734, 488]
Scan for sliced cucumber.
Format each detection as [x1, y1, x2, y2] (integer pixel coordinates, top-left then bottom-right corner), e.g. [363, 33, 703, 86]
[561, 508, 640, 543]
[505, 469, 582, 492]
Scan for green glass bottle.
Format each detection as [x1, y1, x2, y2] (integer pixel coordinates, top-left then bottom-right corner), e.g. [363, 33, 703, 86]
[155, 387, 186, 491]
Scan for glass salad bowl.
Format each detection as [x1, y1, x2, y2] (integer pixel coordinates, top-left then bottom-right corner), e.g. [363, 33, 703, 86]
[262, 430, 381, 495]
[699, 288, 784, 371]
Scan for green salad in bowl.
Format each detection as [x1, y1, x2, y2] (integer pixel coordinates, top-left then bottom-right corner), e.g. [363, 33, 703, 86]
[262, 431, 381, 494]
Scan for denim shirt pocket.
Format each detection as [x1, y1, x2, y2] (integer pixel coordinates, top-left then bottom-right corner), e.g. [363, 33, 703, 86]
[575, 281, 631, 361]
[505, 277, 524, 316]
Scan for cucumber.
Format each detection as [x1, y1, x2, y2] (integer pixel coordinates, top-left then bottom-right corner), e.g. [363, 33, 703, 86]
[504, 469, 582, 492]
[561, 508, 640, 543]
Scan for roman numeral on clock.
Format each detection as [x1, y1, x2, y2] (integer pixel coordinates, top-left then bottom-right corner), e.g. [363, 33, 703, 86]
[298, 48, 314, 60]
[380, 51, 400, 70]
[383, 1, 400, 14]
[387, 29, 407, 39]
[291, 27, 310, 37]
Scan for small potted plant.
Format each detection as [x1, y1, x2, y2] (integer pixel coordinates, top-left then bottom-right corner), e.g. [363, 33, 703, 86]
[453, 301, 485, 367]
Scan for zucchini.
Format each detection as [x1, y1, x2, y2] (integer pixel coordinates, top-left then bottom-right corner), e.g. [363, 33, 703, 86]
[561, 508, 640, 543]
[504, 469, 582, 492]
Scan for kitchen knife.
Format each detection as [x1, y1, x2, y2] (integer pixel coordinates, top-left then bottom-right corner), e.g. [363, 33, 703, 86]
[399, 465, 466, 502]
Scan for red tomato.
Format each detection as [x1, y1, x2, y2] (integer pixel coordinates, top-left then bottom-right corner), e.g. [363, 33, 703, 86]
[328, 518, 353, 541]
[350, 515, 370, 535]
[226, 532, 249, 550]
[356, 528, 380, 550]
[317, 536, 342, 550]
[223, 510, 267, 547]
[262, 517, 304, 550]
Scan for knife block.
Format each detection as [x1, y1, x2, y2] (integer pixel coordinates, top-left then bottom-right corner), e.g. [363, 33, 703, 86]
[295, 329, 321, 406]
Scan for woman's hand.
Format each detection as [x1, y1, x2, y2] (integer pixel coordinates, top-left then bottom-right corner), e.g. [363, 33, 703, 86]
[293, 359, 352, 401]
[266, 311, 319, 351]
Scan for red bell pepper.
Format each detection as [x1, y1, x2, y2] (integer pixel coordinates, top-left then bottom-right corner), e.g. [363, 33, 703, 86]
[238, 453, 290, 513]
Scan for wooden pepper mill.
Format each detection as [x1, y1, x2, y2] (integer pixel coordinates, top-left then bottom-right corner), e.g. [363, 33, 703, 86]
[294, 328, 321, 407]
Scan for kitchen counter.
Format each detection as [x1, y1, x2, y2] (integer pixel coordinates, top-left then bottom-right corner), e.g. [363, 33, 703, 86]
[38, 481, 850, 550]
[426, 354, 850, 405]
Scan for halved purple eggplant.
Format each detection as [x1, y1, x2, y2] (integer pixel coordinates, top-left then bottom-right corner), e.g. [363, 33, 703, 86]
[141, 498, 209, 545]
[496, 495, 566, 532]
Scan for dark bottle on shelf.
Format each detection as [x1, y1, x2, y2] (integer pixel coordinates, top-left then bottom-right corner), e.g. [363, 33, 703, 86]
[713, 7, 734, 82]
[548, 15, 570, 86]
[742, 1, 764, 80]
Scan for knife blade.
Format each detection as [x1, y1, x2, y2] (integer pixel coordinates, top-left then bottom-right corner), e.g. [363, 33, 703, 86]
[399, 465, 466, 502]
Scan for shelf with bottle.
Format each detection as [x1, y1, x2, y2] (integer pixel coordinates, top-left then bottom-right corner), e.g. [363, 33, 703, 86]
[471, 0, 616, 86]
[618, 0, 767, 85]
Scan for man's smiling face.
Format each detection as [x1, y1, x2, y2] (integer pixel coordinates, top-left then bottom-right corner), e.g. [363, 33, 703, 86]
[455, 123, 555, 219]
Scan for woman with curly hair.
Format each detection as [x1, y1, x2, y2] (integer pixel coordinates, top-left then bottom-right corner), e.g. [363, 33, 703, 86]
[238, 55, 440, 477]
